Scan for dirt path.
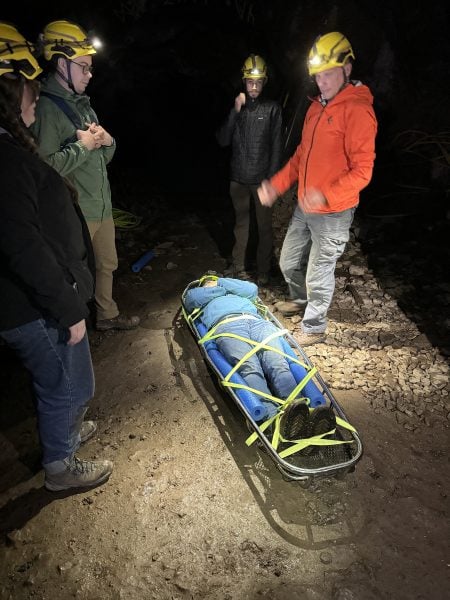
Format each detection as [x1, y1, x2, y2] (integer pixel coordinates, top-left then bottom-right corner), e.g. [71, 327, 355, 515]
[0, 213, 448, 600]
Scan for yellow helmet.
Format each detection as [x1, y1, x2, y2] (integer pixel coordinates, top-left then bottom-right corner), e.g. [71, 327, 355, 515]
[0, 22, 42, 79]
[308, 32, 355, 76]
[41, 20, 98, 61]
[241, 54, 267, 80]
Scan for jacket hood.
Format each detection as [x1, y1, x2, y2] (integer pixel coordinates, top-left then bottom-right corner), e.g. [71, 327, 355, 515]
[314, 80, 374, 108]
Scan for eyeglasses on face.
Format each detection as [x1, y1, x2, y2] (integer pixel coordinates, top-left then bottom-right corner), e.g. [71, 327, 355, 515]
[71, 61, 94, 74]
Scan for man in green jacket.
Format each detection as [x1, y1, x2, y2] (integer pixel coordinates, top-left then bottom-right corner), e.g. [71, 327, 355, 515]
[32, 20, 139, 331]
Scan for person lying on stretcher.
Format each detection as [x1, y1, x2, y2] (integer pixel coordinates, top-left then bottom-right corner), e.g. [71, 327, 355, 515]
[184, 276, 336, 440]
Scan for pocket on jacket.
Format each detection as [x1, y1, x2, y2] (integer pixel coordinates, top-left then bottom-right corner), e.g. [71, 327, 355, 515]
[67, 261, 94, 304]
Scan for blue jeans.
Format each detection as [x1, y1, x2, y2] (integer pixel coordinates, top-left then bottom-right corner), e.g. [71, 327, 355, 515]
[215, 316, 298, 416]
[0, 319, 94, 468]
[279, 206, 355, 333]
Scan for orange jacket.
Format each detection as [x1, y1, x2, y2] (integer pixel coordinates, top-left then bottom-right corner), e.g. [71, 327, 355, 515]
[271, 82, 377, 213]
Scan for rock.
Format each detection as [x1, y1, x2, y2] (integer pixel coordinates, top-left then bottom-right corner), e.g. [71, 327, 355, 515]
[319, 551, 333, 564]
[348, 265, 366, 276]
[57, 561, 73, 573]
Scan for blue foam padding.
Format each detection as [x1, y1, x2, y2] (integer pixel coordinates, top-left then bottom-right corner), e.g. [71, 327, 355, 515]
[280, 339, 326, 407]
[195, 322, 268, 422]
[192, 317, 326, 420]
[131, 250, 155, 273]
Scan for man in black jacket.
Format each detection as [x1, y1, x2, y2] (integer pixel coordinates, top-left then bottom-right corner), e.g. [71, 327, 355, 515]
[217, 55, 282, 286]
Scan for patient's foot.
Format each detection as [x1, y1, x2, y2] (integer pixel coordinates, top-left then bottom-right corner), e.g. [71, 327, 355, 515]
[280, 399, 309, 440]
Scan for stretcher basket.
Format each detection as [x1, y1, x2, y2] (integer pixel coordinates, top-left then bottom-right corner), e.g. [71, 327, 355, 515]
[181, 276, 363, 483]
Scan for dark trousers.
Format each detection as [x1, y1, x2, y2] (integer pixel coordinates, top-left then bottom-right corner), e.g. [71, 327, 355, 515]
[230, 181, 273, 275]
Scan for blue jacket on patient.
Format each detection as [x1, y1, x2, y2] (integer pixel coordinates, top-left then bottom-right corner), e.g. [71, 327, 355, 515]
[184, 278, 259, 329]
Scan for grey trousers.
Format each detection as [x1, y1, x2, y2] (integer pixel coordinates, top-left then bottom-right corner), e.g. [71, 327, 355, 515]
[230, 181, 273, 275]
[279, 205, 355, 333]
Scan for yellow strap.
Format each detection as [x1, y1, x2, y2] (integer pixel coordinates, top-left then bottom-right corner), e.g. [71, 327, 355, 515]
[199, 315, 262, 344]
[221, 328, 289, 382]
[205, 326, 319, 415]
[284, 366, 318, 403]
[336, 415, 357, 433]
[245, 397, 308, 448]
[182, 305, 203, 328]
[246, 411, 358, 457]
[222, 380, 285, 404]
[199, 316, 309, 369]
[245, 413, 279, 447]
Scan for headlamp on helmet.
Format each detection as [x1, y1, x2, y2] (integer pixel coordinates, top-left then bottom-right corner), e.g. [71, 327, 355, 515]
[241, 54, 267, 80]
[41, 20, 100, 61]
[308, 32, 355, 76]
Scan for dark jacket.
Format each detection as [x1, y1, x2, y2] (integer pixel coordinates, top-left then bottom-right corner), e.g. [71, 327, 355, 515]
[0, 132, 94, 330]
[216, 95, 282, 185]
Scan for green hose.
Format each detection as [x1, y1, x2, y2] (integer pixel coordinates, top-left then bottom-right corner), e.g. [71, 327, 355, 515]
[112, 208, 142, 230]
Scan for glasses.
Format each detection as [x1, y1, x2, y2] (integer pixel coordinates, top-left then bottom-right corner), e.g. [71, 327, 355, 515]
[71, 61, 94, 75]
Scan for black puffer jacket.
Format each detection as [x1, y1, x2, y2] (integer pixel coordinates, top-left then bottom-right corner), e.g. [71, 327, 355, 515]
[216, 95, 282, 185]
[0, 132, 94, 331]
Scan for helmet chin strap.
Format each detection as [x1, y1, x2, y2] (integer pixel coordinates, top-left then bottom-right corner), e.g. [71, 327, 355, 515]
[56, 58, 77, 94]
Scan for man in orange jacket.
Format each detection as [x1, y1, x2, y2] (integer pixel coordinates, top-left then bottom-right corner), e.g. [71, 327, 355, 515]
[258, 32, 377, 346]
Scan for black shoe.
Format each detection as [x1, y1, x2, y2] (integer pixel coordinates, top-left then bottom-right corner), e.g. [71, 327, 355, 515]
[280, 399, 310, 440]
[308, 406, 336, 437]
[257, 273, 269, 286]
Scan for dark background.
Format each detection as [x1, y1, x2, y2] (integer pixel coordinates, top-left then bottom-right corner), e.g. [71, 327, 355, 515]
[6, 0, 450, 193]
[3, 0, 450, 352]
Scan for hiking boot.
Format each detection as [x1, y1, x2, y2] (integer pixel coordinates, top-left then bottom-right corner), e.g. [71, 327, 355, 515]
[295, 331, 326, 347]
[80, 420, 97, 444]
[96, 314, 140, 331]
[235, 270, 253, 281]
[45, 455, 113, 492]
[275, 301, 304, 316]
[224, 263, 244, 276]
[280, 399, 310, 440]
[257, 273, 269, 286]
[308, 406, 336, 437]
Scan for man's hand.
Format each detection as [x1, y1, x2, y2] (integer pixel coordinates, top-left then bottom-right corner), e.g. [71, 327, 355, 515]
[257, 179, 279, 207]
[87, 122, 114, 147]
[67, 319, 86, 346]
[302, 187, 327, 212]
[76, 128, 97, 151]
[234, 92, 246, 113]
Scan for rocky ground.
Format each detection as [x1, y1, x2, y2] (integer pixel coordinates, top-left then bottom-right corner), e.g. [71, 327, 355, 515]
[0, 193, 449, 600]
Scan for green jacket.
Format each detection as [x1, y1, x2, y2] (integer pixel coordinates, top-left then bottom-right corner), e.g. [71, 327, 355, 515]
[31, 75, 116, 221]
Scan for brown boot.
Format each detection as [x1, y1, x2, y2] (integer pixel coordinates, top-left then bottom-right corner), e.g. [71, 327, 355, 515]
[96, 314, 140, 331]
[295, 331, 326, 347]
[275, 301, 304, 316]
